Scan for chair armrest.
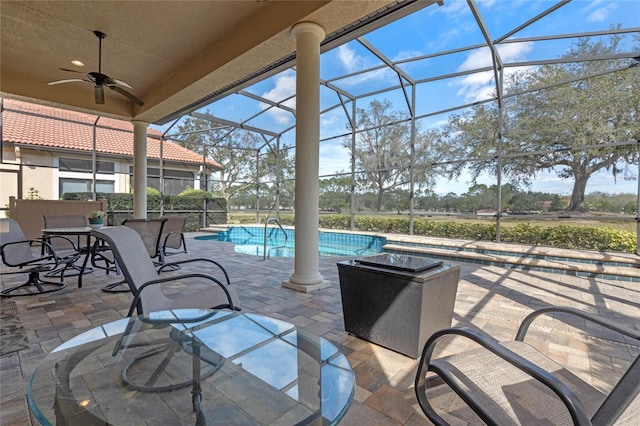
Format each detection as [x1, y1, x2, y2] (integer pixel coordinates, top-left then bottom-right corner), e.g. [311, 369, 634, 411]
[89, 239, 117, 269]
[157, 258, 231, 285]
[516, 306, 640, 341]
[1, 239, 60, 268]
[44, 235, 80, 252]
[127, 273, 237, 317]
[415, 327, 592, 426]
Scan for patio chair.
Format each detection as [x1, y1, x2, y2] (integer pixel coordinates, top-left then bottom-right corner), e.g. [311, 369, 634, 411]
[0, 218, 66, 297]
[91, 225, 238, 316]
[159, 215, 187, 265]
[92, 225, 238, 392]
[415, 306, 640, 425]
[42, 214, 89, 280]
[43, 214, 88, 247]
[123, 218, 167, 263]
[97, 218, 167, 292]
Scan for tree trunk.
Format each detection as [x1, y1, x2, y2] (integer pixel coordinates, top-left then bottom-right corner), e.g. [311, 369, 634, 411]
[568, 174, 589, 211]
[376, 189, 384, 211]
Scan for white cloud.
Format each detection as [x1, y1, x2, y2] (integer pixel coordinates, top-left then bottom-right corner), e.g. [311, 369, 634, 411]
[321, 114, 338, 128]
[582, 0, 617, 23]
[586, 8, 609, 22]
[454, 42, 533, 102]
[393, 49, 425, 62]
[319, 141, 350, 176]
[476, 0, 498, 10]
[259, 72, 296, 125]
[337, 45, 361, 73]
[334, 44, 392, 86]
[434, 0, 469, 18]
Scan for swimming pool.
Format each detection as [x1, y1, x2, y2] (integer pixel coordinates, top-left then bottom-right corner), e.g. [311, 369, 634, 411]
[197, 226, 385, 258]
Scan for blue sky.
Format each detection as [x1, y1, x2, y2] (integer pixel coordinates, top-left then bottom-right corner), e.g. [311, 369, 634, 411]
[159, 0, 640, 196]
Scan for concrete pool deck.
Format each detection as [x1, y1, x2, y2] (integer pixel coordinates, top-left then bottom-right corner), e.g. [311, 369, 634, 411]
[205, 225, 640, 281]
[1, 232, 639, 424]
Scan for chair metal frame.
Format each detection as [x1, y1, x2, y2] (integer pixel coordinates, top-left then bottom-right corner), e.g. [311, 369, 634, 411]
[42, 215, 89, 281]
[415, 306, 640, 425]
[91, 225, 237, 316]
[159, 215, 187, 265]
[0, 218, 66, 297]
[91, 225, 238, 393]
[97, 218, 167, 292]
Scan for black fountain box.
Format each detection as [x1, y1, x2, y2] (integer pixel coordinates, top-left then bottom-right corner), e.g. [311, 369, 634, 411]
[337, 253, 460, 358]
[354, 253, 443, 272]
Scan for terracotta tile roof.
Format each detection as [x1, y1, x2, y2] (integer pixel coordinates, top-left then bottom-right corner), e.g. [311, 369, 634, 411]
[2, 99, 221, 169]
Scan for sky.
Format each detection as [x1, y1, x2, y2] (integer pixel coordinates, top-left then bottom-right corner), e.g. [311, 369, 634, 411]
[156, 0, 640, 196]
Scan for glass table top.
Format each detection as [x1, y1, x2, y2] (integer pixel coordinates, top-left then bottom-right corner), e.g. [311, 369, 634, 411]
[28, 309, 355, 425]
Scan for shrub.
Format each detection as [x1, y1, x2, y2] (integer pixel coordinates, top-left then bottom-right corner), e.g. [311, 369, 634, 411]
[178, 188, 214, 198]
[313, 215, 637, 253]
[146, 187, 160, 196]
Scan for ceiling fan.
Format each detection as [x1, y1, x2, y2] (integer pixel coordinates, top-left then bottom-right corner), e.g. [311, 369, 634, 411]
[48, 30, 144, 106]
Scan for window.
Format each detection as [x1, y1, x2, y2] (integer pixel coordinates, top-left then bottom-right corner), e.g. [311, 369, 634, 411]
[59, 178, 114, 196]
[59, 157, 114, 174]
[129, 167, 195, 195]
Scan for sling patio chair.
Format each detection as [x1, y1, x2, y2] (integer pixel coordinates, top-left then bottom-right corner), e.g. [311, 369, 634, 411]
[42, 214, 90, 281]
[91, 225, 238, 392]
[123, 218, 167, 264]
[159, 215, 187, 265]
[91, 225, 237, 316]
[415, 306, 640, 425]
[95, 218, 167, 292]
[0, 218, 66, 297]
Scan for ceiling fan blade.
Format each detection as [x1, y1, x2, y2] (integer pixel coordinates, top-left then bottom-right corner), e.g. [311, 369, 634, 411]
[48, 78, 89, 85]
[108, 85, 144, 106]
[48, 30, 140, 106]
[59, 67, 87, 74]
[94, 85, 105, 104]
[105, 77, 132, 89]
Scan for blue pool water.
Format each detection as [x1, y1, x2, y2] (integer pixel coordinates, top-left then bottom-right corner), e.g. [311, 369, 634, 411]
[197, 227, 385, 258]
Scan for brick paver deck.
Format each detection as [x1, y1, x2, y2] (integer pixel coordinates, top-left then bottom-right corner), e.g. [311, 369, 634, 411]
[1, 234, 638, 425]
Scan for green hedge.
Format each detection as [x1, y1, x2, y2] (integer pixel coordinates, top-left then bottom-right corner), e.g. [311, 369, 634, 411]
[241, 214, 636, 253]
[62, 192, 227, 232]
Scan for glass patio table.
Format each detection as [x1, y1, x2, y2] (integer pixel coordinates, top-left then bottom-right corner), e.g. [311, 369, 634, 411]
[28, 309, 355, 425]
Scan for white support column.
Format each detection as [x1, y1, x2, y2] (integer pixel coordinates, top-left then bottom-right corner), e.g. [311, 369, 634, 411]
[132, 120, 148, 219]
[282, 22, 330, 292]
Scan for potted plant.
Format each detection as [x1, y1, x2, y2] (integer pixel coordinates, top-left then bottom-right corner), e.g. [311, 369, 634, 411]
[88, 211, 106, 229]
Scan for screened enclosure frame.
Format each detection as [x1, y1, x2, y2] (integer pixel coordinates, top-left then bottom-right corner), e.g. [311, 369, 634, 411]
[2, 0, 639, 251]
[160, 0, 639, 249]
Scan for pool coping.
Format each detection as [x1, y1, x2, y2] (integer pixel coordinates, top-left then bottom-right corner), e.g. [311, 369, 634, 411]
[198, 225, 640, 281]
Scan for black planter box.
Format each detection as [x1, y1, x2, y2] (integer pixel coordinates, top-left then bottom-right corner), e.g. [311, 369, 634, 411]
[337, 253, 460, 358]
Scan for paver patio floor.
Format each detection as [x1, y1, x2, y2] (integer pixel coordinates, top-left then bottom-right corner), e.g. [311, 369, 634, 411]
[1, 234, 638, 425]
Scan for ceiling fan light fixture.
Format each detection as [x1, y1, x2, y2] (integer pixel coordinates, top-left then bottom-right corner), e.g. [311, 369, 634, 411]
[94, 85, 105, 104]
[70, 59, 85, 67]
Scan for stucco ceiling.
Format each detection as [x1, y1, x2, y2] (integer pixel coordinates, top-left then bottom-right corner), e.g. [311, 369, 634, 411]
[0, 0, 415, 125]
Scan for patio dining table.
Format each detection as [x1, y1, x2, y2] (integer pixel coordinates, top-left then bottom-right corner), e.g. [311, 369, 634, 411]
[27, 308, 355, 425]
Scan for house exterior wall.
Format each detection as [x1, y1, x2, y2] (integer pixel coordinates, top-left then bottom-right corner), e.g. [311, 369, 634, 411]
[0, 145, 20, 207]
[0, 145, 202, 202]
[20, 149, 56, 198]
